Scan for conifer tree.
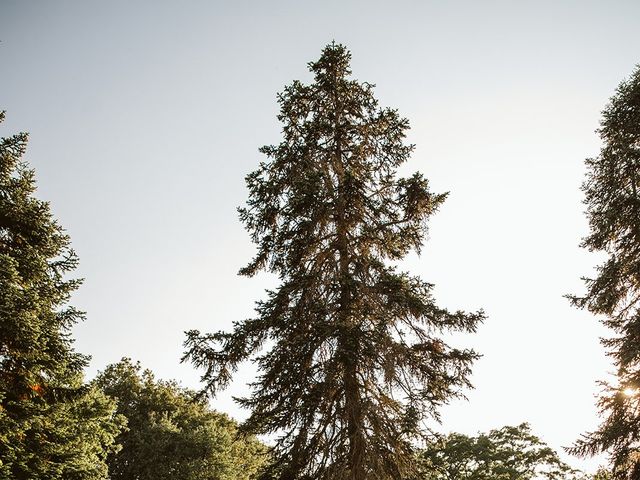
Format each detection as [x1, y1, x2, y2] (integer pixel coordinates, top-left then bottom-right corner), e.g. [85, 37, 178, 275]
[568, 66, 640, 478]
[0, 111, 122, 479]
[185, 44, 484, 480]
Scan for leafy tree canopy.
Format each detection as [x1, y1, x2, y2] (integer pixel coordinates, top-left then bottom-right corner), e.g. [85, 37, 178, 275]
[417, 424, 583, 480]
[95, 358, 269, 480]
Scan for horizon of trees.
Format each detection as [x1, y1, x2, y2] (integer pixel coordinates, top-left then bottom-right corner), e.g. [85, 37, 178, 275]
[1, 44, 639, 479]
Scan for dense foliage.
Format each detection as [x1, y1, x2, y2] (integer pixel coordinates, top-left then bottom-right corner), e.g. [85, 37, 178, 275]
[185, 43, 484, 480]
[417, 424, 582, 480]
[0, 112, 122, 479]
[95, 358, 268, 480]
[567, 66, 640, 478]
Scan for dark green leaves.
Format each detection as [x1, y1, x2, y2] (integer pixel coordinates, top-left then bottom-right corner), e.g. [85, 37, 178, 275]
[418, 424, 583, 480]
[94, 359, 268, 480]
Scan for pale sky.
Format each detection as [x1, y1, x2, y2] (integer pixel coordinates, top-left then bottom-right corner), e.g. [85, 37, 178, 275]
[2, 0, 640, 473]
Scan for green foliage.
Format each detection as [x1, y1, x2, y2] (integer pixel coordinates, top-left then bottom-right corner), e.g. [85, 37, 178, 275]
[95, 358, 268, 480]
[185, 43, 484, 480]
[417, 424, 582, 480]
[567, 65, 640, 478]
[0, 381, 124, 480]
[0, 111, 122, 479]
[592, 469, 614, 480]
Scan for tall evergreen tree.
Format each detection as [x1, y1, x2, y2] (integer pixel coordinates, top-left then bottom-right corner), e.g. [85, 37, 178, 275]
[0, 111, 122, 479]
[567, 65, 640, 478]
[185, 44, 484, 480]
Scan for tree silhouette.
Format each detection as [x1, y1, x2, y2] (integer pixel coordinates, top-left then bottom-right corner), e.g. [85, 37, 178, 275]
[185, 44, 484, 480]
[568, 65, 640, 479]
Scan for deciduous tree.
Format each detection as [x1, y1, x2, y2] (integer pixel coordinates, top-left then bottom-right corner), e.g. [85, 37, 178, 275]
[95, 358, 268, 480]
[417, 424, 582, 480]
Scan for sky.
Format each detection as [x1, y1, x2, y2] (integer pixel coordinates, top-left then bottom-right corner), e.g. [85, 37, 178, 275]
[2, 0, 640, 473]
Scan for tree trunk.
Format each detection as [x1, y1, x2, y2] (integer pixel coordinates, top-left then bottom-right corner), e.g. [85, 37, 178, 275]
[333, 84, 366, 480]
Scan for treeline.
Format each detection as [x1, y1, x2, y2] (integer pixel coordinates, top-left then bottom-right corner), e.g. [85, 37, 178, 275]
[1, 43, 639, 479]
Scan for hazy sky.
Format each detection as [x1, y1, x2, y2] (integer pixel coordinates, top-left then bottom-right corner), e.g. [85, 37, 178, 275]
[2, 0, 640, 473]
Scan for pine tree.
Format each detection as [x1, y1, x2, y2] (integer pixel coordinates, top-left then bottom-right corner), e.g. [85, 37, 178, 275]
[185, 44, 484, 480]
[0, 111, 123, 479]
[567, 65, 640, 478]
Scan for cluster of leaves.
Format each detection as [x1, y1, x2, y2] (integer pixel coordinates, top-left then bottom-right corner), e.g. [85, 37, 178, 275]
[416, 424, 583, 480]
[0, 111, 123, 479]
[94, 358, 269, 480]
